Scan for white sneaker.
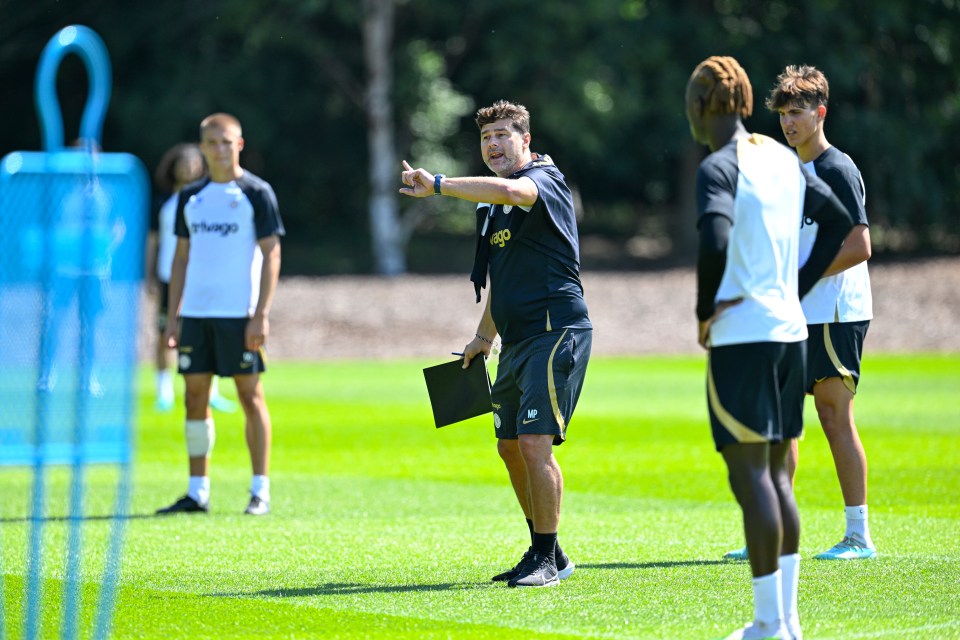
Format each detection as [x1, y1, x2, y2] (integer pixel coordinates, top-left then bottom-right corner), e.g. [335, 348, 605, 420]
[244, 495, 270, 516]
[724, 620, 789, 639]
[785, 616, 802, 640]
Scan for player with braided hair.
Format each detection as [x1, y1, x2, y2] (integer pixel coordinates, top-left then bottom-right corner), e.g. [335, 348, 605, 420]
[686, 56, 854, 639]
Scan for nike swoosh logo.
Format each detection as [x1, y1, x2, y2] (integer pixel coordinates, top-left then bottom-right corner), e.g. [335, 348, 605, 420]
[521, 418, 539, 425]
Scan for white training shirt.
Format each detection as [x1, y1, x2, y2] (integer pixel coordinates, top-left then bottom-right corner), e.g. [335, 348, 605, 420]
[155, 192, 178, 283]
[797, 146, 873, 323]
[703, 135, 808, 346]
[175, 172, 284, 318]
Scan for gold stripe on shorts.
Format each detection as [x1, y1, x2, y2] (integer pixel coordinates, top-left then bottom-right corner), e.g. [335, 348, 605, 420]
[822, 324, 857, 395]
[707, 354, 766, 444]
[547, 329, 569, 435]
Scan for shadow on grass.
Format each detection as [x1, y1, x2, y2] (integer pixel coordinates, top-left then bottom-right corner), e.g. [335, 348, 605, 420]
[579, 559, 726, 570]
[208, 562, 728, 599]
[209, 582, 487, 598]
[0, 513, 155, 524]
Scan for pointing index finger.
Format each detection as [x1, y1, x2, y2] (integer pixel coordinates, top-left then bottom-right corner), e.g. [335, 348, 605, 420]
[402, 160, 413, 171]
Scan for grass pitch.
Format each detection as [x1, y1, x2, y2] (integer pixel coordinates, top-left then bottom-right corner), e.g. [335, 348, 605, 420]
[2, 354, 959, 639]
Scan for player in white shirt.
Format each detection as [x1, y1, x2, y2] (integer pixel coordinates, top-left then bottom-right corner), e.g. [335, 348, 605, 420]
[770, 65, 875, 560]
[148, 144, 237, 413]
[724, 66, 876, 564]
[687, 56, 854, 640]
[156, 114, 284, 517]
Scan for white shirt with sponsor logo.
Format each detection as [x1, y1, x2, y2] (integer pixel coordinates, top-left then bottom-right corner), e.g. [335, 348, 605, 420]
[175, 173, 283, 318]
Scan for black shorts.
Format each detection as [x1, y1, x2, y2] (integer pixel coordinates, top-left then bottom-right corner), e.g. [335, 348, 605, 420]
[157, 282, 170, 333]
[806, 321, 869, 395]
[177, 317, 266, 377]
[707, 341, 805, 452]
[491, 328, 591, 446]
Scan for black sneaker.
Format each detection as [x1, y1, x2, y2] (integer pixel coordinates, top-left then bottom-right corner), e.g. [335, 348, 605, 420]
[155, 495, 208, 515]
[492, 548, 532, 582]
[244, 495, 270, 516]
[556, 548, 575, 580]
[508, 552, 559, 588]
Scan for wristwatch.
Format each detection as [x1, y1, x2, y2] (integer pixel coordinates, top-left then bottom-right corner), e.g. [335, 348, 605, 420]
[434, 174, 445, 195]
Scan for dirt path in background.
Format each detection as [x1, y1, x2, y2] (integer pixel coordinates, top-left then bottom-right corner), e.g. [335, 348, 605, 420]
[141, 257, 960, 360]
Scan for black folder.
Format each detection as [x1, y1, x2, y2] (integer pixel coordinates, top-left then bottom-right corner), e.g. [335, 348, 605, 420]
[422, 356, 493, 428]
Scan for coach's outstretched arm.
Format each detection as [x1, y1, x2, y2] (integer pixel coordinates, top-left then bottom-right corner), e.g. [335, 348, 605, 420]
[399, 160, 537, 207]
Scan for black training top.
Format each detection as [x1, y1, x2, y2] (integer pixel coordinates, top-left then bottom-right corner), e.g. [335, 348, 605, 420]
[810, 146, 868, 227]
[482, 155, 591, 343]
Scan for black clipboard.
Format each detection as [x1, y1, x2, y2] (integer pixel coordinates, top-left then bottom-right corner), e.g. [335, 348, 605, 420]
[422, 356, 493, 428]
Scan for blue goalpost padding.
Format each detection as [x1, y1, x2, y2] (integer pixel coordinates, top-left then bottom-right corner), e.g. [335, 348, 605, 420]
[0, 25, 148, 640]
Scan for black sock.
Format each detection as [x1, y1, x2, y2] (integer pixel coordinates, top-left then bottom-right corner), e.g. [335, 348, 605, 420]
[532, 532, 557, 558]
[526, 518, 534, 545]
[555, 540, 565, 559]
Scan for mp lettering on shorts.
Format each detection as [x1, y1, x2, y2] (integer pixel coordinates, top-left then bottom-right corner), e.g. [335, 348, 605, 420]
[522, 409, 539, 424]
[490, 228, 512, 248]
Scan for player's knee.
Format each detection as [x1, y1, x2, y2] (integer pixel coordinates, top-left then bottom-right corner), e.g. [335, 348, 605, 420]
[517, 433, 553, 463]
[724, 460, 765, 501]
[497, 438, 520, 463]
[185, 418, 215, 457]
[234, 384, 264, 413]
[184, 388, 210, 415]
[814, 399, 846, 434]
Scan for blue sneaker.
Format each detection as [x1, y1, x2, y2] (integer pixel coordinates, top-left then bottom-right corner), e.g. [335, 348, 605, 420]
[209, 393, 238, 413]
[814, 534, 876, 560]
[723, 546, 749, 561]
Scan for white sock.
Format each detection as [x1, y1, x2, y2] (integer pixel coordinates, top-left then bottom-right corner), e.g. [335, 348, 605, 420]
[251, 475, 270, 502]
[157, 370, 173, 400]
[779, 554, 800, 627]
[845, 505, 873, 547]
[188, 476, 210, 505]
[752, 570, 784, 629]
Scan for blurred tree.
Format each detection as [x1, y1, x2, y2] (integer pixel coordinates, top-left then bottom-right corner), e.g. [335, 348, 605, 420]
[0, 0, 956, 274]
[363, 0, 405, 274]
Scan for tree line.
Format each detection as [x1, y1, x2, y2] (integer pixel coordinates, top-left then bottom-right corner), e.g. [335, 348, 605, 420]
[1, 0, 957, 275]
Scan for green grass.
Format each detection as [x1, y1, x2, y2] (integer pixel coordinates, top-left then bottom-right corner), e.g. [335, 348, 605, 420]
[2, 354, 959, 639]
